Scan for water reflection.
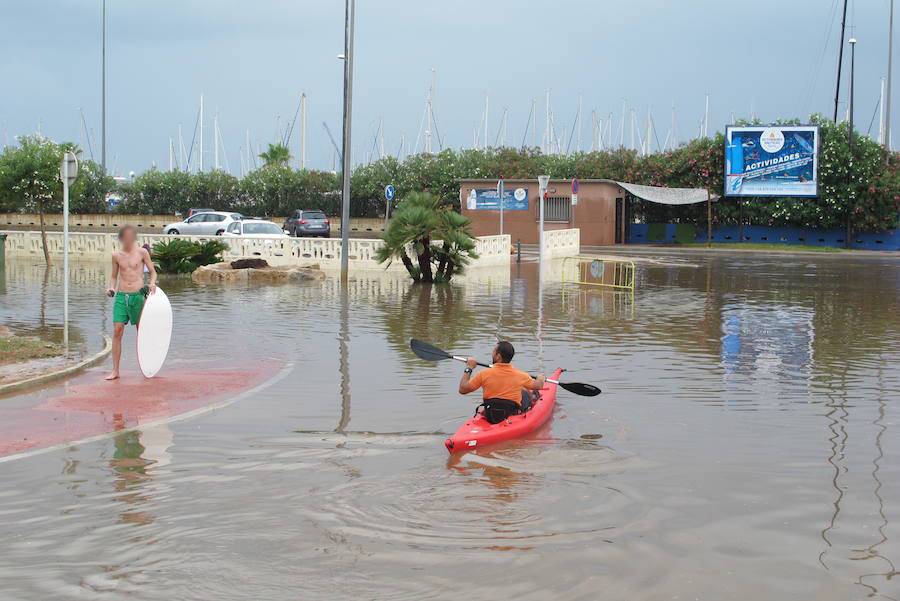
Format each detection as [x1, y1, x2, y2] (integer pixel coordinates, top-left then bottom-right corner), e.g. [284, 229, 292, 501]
[336, 286, 351, 433]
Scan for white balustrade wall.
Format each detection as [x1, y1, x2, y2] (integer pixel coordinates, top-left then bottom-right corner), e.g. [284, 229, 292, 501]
[543, 228, 580, 258]
[1, 231, 511, 271]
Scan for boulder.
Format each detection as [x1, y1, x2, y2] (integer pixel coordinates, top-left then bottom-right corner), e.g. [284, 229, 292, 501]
[231, 258, 269, 270]
[192, 262, 324, 285]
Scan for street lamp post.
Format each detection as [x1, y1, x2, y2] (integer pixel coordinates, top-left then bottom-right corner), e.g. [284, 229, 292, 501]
[339, 0, 355, 284]
[847, 37, 857, 249]
[101, 0, 106, 172]
[886, 0, 894, 149]
[537, 175, 550, 272]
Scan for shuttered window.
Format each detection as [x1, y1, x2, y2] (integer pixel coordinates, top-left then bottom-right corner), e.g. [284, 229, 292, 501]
[543, 197, 571, 222]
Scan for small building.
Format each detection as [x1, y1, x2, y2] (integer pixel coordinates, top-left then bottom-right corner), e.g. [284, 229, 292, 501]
[459, 179, 628, 246]
[459, 178, 713, 247]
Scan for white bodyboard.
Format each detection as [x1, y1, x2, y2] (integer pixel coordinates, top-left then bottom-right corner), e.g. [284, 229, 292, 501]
[136, 287, 173, 378]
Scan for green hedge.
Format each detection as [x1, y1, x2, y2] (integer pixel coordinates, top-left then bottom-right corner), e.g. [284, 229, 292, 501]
[2, 114, 897, 231]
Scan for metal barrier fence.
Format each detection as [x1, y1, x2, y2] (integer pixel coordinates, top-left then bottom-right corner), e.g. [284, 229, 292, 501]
[561, 256, 635, 291]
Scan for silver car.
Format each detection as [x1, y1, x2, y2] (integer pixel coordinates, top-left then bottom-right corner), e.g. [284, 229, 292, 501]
[222, 220, 289, 238]
[163, 212, 243, 236]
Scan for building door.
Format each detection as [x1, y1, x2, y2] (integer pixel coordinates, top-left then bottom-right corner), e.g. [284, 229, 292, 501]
[615, 198, 625, 244]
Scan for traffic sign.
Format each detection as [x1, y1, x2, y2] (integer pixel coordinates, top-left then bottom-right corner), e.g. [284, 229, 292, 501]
[60, 151, 78, 186]
[384, 185, 395, 201]
[572, 178, 579, 194]
[571, 193, 578, 205]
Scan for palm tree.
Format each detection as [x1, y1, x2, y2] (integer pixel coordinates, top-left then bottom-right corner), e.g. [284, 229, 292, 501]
[433, 210, 478, 281]
[375, 191, 477, 283]
[258, 143, 291, 168]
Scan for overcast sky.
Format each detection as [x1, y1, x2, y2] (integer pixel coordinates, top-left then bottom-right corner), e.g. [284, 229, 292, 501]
[1, 0, 896, 176]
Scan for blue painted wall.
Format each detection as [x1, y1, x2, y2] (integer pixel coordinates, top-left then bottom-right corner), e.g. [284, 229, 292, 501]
[627, 223, 899, 251]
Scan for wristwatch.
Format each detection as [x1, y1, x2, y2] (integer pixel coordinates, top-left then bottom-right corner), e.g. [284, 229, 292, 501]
[463, 367, 473, 374]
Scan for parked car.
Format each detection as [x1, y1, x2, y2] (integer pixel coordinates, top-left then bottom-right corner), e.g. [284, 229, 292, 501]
[222, 220, 290, 238]
[283, 210, 330, 237]
[187, 207, 215, 218]
[163, 212, 243, 235]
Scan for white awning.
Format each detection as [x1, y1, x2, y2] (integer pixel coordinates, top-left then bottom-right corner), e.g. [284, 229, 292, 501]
[616, 182, 717, 205]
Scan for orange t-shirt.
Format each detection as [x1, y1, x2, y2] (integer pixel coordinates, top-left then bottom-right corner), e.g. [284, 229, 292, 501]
[468, 363, 535, 404]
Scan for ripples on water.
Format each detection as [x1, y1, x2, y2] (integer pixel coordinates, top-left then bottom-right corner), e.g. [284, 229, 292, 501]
[0, 253, 898, 600]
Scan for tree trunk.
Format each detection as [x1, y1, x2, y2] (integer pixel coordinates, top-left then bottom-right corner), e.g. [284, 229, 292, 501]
[416, 237, 433, 283]
[401, 254, 418, 281]
[442, 260, 455, 282]
[38, 198, 51, 266]
[845, 213, 851, 249]
[436, 242, 450, 279]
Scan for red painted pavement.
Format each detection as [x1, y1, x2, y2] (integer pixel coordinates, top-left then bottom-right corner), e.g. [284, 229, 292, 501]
[0, 363, 282, 458]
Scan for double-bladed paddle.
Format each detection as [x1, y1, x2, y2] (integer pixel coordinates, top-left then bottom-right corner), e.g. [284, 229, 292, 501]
[409, 338, 601, 397]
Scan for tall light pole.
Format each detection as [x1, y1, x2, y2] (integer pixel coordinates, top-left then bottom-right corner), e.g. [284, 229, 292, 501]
[849, 38, 857, 152]
[537, 175, 549, 272]
[339, 0, 355, 283]
[886, 0, 894, 149]
[101, 0, 106, 172]
[847, 37, 857, 249]
[833, 0, 849, 121]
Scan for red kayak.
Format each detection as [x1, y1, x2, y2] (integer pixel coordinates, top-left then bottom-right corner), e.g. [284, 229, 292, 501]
[445, 368, 563, 453]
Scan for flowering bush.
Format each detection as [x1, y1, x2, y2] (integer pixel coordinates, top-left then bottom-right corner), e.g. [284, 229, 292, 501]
[3, 117, 896, 232]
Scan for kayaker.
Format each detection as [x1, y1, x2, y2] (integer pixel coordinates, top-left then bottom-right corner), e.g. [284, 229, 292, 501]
[459, 341, 546, 424]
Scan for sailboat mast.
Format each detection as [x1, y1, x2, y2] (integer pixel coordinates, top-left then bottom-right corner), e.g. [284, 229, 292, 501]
[178, 124, 187, 168]
[484, 92, 489, 149]
[425, 70, 434, 153]
[531, 98, 537, 148]
[576, 95, 582, 152]
[630, 108, 636, 150]
[300, 93, 307, 169]
[646, 107, 652, 155]
[213, 111, 219, 171]
[199, 94, 204, 172]
[879, 77, 886, 145]
[545, 90, 551, 154]
[703, 93, 710, 137]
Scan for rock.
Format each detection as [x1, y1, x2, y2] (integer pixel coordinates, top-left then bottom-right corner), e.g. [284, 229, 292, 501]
[246, 268, 291, 282]
[231, 258, 269, 270]
[191, 263, 248, 283]
[192, 262, 324, 285]
[0, 325, 10, 337]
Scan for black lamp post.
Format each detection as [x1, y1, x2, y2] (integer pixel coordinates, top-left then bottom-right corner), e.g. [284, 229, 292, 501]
[846, 37, 857, 248]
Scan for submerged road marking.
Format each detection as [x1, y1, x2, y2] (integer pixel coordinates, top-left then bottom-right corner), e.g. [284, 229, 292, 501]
[0, 361, 294, 464]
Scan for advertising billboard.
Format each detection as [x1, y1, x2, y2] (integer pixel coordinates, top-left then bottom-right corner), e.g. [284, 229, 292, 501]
[466, 187, 529, 210]
[724, 125, 818, 197]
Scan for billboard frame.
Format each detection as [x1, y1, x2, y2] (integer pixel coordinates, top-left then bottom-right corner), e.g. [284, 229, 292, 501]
[723, 124, 820, 198]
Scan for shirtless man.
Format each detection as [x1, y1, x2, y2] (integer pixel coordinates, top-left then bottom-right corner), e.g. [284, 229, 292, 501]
[105, 226, 157, 380]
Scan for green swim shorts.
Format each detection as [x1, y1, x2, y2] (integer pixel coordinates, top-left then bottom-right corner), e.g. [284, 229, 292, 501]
[113, 289, 147, 326]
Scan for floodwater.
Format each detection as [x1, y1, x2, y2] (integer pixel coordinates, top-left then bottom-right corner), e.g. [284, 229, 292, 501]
[0, 251, 898, 601]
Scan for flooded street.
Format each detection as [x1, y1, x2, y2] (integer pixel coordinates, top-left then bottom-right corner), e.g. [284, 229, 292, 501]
[1, 252, 898, 601]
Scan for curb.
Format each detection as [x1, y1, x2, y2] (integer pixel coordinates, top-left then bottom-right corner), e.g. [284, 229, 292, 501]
[0, 335, 112, 396]
[581, 245, 900, 259]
